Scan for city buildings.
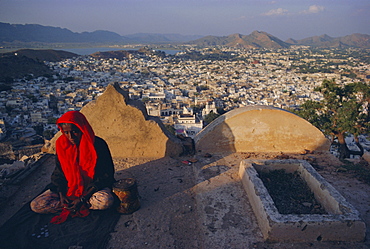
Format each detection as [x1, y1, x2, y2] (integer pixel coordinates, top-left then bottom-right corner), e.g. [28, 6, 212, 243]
[0, 46, 369, 150]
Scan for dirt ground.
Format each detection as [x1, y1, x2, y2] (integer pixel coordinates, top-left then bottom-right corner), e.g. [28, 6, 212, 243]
[0, 151, 370, 249]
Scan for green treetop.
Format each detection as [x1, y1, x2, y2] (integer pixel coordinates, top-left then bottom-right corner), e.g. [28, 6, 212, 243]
[294, 79, 370, 159]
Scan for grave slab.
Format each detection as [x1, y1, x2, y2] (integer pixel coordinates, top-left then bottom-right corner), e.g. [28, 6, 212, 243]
[239, 159, 366, 242]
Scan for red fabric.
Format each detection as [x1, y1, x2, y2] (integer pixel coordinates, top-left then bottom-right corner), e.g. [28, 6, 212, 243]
[56, 111, 97, 198]
[51, 205, 90, 224]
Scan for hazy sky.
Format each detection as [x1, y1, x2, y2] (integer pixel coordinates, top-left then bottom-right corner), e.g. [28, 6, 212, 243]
[0, 0, 369, 40]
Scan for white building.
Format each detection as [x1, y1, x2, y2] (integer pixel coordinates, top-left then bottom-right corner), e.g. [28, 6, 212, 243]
[0, 119, 6, 141]
[174, 114, 203, 139]
[202, 102, 218, 118]
[30, 112, 47, 124]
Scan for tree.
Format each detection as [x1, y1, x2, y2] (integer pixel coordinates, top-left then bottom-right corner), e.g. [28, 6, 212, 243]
[33, 124, 44, 136]
[198, 85, 209, 91]
[190, 104, 201, 114]
[294, 79, 370, 159]
[26, 94, 38, 103]
[64, 76, 75, 82]
[141, 97, 150, 103]
[43, 130, 55, 140]
[164, 124, 175, 135]
[345, 82, 370, 148]
[5, 106, 13, 114]
[217, 107, 226, 115]
[203, 111, 220, 126]
[48, 117, 58, 124]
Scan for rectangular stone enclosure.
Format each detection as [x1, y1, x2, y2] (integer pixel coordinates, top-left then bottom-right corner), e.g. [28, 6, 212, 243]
[239, 159, 366, 242]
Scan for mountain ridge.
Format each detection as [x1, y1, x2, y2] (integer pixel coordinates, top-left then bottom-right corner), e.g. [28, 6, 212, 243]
[191, 31, 370, 49]
[0, 22, 202, 44]
[0, 22, 369, 48]
[285, 33, 370, 48]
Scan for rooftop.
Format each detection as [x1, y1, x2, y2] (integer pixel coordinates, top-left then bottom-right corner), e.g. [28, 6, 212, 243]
[1, 151, 370, 249]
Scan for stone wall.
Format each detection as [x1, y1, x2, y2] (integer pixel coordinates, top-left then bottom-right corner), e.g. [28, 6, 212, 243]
[194, 106, 330, 154]
[44, 83, 184, 158]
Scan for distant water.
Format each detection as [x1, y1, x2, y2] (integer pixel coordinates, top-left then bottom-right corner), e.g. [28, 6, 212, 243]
[64, 47, 123, 55]
[63, 47, 181, 56]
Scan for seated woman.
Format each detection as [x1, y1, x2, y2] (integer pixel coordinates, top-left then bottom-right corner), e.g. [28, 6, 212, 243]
[30, 111, 116, 223]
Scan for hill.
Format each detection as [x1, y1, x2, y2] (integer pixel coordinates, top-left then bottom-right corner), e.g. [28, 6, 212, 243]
[0, 49, 78, 85]
[0, 22, 202, 45]
[2, 22, 369, 48]
[7, 49, 78, 62]
[189, 31, 291, 49]
[0, 22, 125, 43]
[285, 33, 370, 48]
[189, 31, 370, 49]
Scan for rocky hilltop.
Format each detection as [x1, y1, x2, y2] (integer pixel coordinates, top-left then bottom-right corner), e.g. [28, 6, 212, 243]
[188, 31, 370, 49]
[189, 31, 290, 49]
[43, 83, 185, 158]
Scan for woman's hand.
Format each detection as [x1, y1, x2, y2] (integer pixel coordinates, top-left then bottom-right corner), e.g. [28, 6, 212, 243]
[58, 192, 83, 212]
[59, 192, 71, 207]
[68, 199, 83, 212]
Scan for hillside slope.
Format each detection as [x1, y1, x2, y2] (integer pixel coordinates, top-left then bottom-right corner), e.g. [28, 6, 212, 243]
[0, 49, 78, 84]
[189, 31, 291, 49]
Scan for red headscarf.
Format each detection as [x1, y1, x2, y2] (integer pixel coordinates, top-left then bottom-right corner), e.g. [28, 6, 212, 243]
[56, 111, 97, 198]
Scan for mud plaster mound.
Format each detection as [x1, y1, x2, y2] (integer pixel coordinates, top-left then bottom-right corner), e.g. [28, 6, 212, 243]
[195, 106, 331, 154]
[44, 83, 184, 158]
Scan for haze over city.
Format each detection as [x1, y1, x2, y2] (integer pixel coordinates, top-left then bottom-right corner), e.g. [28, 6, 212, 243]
[0, 0, 369, 41]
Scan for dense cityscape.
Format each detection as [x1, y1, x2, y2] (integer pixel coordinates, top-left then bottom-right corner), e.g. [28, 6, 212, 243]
[0, 45, 369, 157]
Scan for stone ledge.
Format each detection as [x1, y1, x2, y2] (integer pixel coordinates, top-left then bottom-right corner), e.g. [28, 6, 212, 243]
[239, 159, 366, 242]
